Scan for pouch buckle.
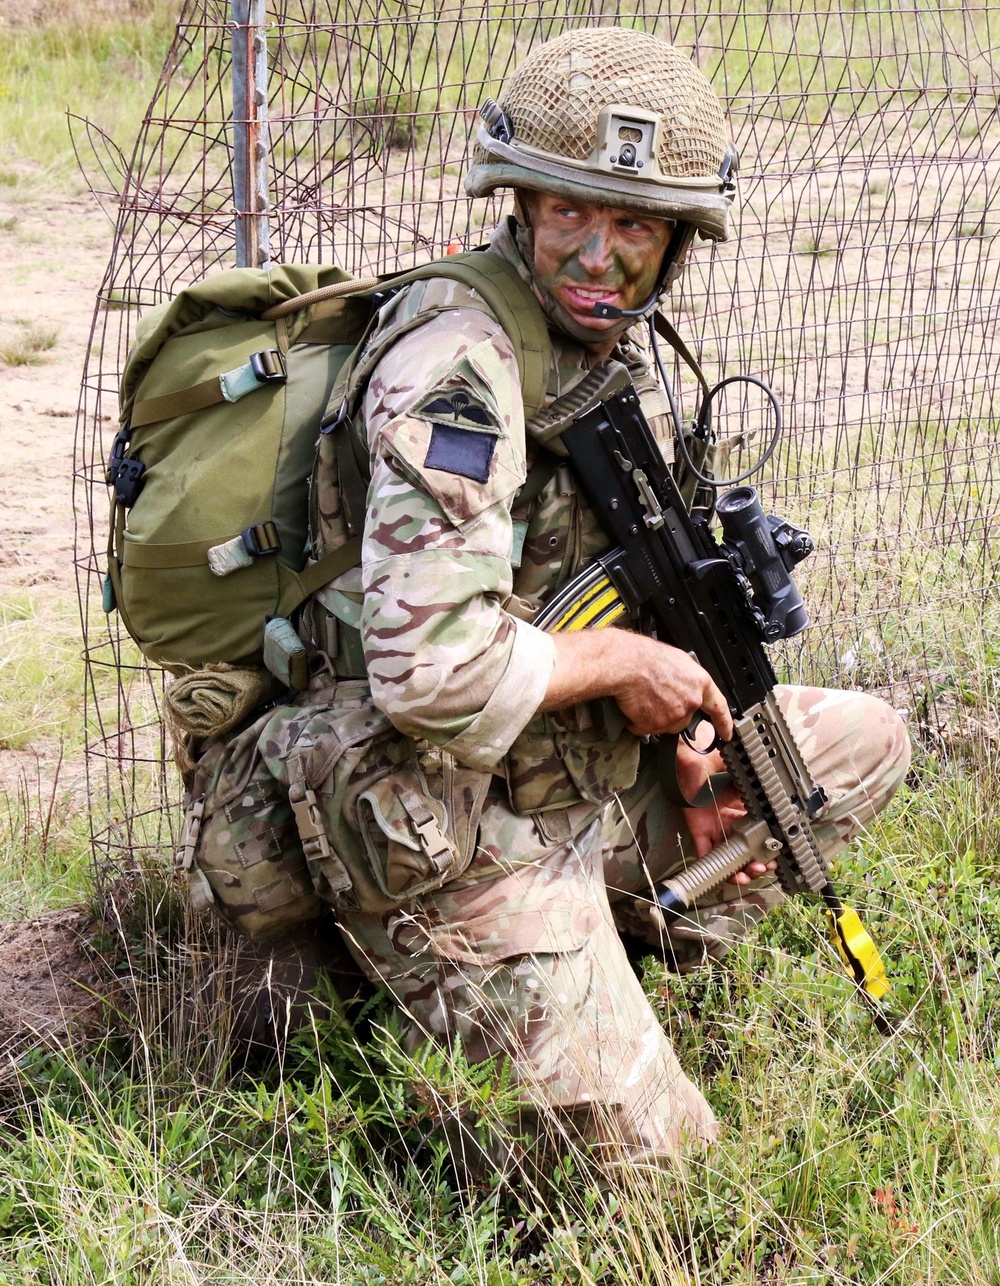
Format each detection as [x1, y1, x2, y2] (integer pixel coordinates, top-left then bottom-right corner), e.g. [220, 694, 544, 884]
[174, 797, 205, 872]
[290, 784, 353, 896]
[291, 786, 331, 863]
[174, 798, 214, 913]
[399, 789, 452, 871]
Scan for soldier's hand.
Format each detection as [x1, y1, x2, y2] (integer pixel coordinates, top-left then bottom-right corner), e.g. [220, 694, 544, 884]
[610, 634, 733, 742]
[675, 741, 776, 883]
[541, 628, 733, 742]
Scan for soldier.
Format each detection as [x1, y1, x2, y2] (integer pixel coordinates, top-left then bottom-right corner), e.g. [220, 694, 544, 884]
[306, 26, 911, 1164]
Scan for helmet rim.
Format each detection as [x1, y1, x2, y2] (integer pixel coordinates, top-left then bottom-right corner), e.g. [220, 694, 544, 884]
[465, 149, 734, 242]
[464, 27, 737, 241]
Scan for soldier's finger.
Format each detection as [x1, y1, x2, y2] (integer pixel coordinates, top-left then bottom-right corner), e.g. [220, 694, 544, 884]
[700, 679, 733, 741]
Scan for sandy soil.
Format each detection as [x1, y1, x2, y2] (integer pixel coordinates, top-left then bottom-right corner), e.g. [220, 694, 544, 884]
[0, 190, 114, 794]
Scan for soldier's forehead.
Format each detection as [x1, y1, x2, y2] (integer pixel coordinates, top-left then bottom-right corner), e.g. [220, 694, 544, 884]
[522, 189, 674, 229]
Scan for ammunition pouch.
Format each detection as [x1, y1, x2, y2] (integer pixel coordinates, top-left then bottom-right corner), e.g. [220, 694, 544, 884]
[504, 696, 640, 817]
[179, 681, 492, 935]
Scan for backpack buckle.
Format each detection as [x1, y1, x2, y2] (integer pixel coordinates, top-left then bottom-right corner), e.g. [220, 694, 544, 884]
[106, 427, 130, 485]
[241, 520, 281, 557]
[114, 458, 147, 509]
[106, 427, 146, 507]
[250, 349, 287, 383]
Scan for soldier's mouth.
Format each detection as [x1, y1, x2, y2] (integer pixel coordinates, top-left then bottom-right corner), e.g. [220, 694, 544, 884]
[558, 283, 622, 319]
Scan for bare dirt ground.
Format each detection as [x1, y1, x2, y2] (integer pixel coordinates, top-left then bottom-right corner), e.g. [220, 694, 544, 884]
[0, 191, 113, 789]
[0, 193, 110, 587]
[0, 188, 117, 1025]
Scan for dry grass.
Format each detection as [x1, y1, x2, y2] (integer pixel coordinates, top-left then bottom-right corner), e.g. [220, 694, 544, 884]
[0, 319, 58, 366]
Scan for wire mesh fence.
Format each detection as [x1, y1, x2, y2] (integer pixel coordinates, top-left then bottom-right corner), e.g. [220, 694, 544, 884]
[74, 0, 1000, 870]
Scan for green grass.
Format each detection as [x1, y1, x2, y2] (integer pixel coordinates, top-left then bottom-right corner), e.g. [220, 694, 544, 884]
[0, 592, 86, 751]
[0, 0, 178, 175]
[1, 759, 1000, 1283]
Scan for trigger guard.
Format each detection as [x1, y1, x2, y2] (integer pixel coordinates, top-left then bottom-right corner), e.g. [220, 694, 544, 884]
[681, 711, 722, 756]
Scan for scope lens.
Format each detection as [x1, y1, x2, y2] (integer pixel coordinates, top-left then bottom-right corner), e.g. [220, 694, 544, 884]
[716, 486, 758, 516]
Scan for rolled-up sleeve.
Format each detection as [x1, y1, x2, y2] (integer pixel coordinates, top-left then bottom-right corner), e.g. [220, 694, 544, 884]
[359, 307, 556, 771]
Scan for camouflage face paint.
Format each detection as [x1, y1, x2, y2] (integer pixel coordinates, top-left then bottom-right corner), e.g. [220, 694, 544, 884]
[523, 192, 673, 354]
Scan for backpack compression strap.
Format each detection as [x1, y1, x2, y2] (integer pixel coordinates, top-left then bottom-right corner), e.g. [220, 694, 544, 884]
[388, 251, 551, 420]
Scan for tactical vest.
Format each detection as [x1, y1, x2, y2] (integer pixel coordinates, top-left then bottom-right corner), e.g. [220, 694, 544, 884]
[300, 257, 708, 833]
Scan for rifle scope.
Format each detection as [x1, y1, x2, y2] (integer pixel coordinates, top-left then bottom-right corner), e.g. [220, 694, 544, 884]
[716, 486, 814, 641]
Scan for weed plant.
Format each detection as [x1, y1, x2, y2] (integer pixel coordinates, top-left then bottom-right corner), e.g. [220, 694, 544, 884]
[0, 320, 58, 366]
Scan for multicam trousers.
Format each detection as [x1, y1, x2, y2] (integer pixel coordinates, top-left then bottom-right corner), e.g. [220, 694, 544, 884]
[337, 685, 911, 1165]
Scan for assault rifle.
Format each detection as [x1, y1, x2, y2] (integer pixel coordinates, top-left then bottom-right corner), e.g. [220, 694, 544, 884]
[536, 369, 890, 1006]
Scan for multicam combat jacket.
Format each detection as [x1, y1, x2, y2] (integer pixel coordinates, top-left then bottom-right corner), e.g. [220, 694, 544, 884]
[304, 217, 684, 835]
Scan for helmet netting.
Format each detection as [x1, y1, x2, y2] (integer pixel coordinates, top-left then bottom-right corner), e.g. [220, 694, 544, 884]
[473, 27, 728, 180]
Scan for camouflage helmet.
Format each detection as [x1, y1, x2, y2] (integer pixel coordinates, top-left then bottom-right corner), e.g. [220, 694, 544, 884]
[465, 27, 737, 241]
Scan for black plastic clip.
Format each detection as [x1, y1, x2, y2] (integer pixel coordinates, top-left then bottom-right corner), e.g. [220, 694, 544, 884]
[241, 520, 281, 557]
[480, 98, 515, 145]
[114, 458, 147, 508]
[250, 349, 287, 384]
[106, 427, 146, 507]
[105, 427, 130, 486]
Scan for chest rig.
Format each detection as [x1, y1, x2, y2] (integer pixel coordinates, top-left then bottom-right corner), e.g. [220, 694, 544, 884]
[300, 254, 714, 827]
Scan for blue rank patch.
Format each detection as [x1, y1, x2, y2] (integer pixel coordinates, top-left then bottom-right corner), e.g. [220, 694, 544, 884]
[424, 423, 498, 483]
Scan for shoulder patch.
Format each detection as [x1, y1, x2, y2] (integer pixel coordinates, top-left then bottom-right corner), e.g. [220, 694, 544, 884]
[424, 423, 497, 483]
[408, 348, 506, 483]
[368, 330, 526, 526]
[410, 366, 506, 436]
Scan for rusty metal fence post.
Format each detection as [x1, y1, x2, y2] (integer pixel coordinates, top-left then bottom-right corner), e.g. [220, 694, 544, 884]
[231, 0, 271, 269]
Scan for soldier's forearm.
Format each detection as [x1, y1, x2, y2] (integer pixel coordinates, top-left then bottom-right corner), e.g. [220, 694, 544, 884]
[538, 627, 631, 712]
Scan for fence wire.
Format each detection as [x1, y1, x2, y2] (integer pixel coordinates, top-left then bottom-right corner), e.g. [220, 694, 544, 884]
[74, 0, 1000, 867]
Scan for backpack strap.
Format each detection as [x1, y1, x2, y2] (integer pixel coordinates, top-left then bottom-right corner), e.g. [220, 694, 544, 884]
[129, 347, 291, 429]
[652, 310, 710, 400]
[388, 251, 551, 420]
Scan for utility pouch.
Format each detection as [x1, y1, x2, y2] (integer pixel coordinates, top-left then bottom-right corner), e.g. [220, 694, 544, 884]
[178, 703, 324, 940]
[505, 697, 639, 815]
[354, 743, 490, 903]
[260, 682, 491, 914]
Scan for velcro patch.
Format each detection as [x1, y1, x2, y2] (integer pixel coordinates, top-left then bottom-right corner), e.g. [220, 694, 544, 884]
[424, 423, 497, 483]
[412, 384, 504, 430]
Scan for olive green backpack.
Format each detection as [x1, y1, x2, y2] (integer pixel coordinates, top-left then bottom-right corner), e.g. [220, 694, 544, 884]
[107, 252, 551, 686]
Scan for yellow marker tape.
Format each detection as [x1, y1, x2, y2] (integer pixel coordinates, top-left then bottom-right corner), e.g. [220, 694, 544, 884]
[827, 905, 891, 1001]
[566, 585, 624, 631]
[549, 574, 615, 632]
[590, 600, 629, 630]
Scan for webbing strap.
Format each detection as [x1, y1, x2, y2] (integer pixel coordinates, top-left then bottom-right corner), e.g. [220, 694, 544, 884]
[332, 417, 370, 537]
[121, 531, 363, 588]
[121, 535, 230, 569]
[130, 377, 225, 428]
[394, 252, 551, 419]
[131, 351, 286, 428]
[653, 311, 710, 400]
[276, 538, 364, 617]
[513, 452, 559, 513]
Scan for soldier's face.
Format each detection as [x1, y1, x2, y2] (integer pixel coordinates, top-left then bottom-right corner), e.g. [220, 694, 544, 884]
[524, 192, 673, 337]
